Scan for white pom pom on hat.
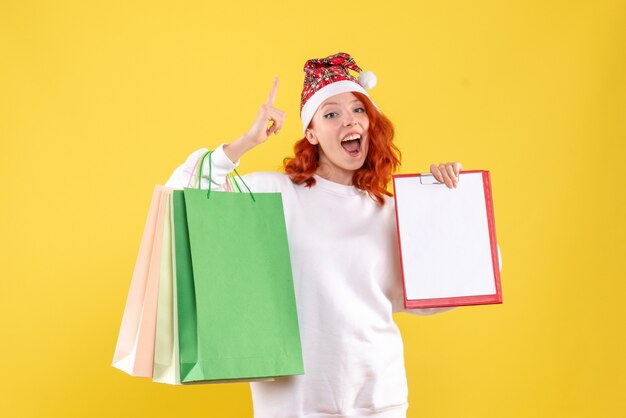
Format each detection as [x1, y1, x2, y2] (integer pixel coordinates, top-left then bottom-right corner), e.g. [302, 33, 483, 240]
[358, 70, 377, 90]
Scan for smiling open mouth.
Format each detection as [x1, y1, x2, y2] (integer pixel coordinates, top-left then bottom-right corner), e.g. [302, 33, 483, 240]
[341, 136, 362, 156]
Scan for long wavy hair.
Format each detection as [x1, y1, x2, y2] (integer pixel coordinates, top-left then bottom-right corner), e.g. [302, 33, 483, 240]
[283, 91, 401, 205]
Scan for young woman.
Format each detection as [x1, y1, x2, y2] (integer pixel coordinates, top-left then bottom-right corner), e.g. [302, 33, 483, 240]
[165, 53, 481, 418]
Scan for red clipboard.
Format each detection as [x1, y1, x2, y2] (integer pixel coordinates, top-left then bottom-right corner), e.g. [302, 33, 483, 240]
[392, 170, 503, 309]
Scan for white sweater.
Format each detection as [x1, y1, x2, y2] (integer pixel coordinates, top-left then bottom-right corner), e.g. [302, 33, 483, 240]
[165, 144, 502, 418]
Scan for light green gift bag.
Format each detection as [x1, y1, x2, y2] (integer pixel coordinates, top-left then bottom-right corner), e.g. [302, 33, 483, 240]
[152, 190, 181, 384]
[174, 151, 304, 383]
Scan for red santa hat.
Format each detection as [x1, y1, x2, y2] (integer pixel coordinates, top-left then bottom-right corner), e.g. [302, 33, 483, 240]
[300, 52, 378, 134]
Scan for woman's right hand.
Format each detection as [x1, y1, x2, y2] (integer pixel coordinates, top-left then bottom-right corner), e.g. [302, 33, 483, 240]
[244, 76, 286, 144]
[224, 77, 285, 163]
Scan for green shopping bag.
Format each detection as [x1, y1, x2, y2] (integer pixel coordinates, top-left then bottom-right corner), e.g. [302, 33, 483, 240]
[173, 151, 304, 383]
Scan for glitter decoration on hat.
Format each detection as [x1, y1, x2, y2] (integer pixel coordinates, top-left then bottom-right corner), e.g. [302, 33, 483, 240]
[300, 52, 378, 134]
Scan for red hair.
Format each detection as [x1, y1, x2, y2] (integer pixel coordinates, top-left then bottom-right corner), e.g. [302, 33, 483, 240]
[283, 91, 401, 205]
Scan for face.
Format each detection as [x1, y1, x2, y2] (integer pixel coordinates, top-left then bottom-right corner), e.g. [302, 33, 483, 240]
[305, 92, 370, 184]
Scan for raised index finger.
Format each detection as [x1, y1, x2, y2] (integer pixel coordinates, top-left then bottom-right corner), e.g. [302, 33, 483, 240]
[266, 76, 279, 106]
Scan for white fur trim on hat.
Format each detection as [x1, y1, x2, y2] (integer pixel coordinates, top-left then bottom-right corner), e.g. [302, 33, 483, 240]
[300, 80, 379, 134]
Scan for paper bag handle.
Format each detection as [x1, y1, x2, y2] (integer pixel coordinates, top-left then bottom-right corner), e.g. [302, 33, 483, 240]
[196, 150, 256, 202]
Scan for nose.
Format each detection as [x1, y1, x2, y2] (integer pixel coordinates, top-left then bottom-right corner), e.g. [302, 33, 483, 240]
[344, 115, 359, 127]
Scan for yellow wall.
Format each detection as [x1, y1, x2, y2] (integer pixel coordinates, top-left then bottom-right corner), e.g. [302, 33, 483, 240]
[1, 1, 624, 417]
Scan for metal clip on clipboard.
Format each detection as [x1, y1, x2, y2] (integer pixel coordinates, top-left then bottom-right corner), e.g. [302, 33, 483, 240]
[419, 173, 443, 185]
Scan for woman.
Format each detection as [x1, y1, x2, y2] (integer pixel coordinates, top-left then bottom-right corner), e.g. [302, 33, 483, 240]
[166, 52, 465, 418]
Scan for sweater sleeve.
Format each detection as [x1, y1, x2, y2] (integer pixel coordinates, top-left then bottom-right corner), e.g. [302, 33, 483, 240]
[164, 144, 240, 190]
[400, 243, 502, 316]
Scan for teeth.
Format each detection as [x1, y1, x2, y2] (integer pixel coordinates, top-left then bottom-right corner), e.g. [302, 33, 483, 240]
[341, 134, 361, 142]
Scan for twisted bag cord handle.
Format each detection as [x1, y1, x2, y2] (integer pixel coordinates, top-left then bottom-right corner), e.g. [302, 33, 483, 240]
[224, 174, 232, 192]
[186, 153, 202, 188]
[195, 150, 256, 202]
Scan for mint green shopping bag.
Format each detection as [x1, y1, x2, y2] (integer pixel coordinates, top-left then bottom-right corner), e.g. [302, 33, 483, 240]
[173, 151, 304, 383]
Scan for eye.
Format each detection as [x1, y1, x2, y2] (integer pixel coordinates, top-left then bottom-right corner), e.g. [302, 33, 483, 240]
[323, 112, 338, 119]
[354, 107, 365, 113]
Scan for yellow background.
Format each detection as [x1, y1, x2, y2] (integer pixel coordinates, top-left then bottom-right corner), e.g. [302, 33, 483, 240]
[1, 1, 624, 417]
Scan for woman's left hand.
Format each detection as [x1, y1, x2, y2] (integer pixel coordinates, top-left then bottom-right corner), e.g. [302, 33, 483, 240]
[430, 162, 463, 188]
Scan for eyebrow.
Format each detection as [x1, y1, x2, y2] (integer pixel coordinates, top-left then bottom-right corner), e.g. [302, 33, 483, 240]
[321, 99, 363, 109]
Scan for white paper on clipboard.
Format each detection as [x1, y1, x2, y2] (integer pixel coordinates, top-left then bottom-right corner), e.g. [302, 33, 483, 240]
[392, 171, 502, 308]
